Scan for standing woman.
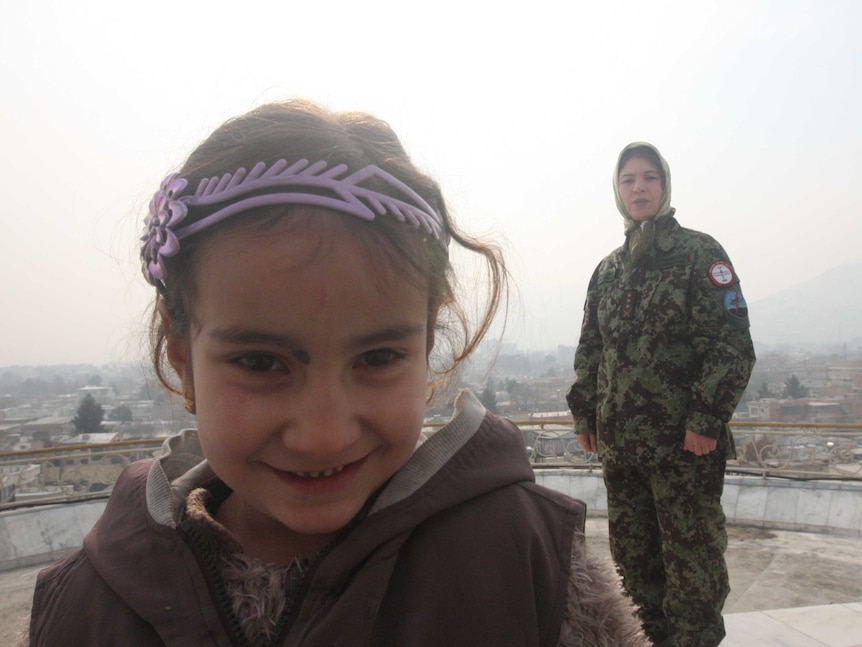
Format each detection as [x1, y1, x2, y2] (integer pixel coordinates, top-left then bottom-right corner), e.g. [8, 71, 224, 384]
[566, 142, 755, 646]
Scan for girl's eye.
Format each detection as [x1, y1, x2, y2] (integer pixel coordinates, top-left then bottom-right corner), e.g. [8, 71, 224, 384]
[235, 353, 286, 372]
[356, 349, 401, 368]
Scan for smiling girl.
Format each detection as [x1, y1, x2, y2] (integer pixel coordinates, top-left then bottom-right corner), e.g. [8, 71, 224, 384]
[26, 100, 645, 647]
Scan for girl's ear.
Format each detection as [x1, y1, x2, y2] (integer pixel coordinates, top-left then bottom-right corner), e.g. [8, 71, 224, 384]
[158, 299, 194, 397]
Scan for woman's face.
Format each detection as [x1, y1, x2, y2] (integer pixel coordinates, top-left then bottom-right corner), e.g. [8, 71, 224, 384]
[165, 214, 433, 561]
[618, 156, 664, 221]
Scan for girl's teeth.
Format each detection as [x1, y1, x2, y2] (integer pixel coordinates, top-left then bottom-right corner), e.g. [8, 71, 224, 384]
[295, 466, 345, 479]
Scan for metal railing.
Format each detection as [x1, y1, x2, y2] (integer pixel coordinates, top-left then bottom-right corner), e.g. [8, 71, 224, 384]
[0, 439, 163, 510]
[2, 421, 861, 510]
[521, 420, 862, 480]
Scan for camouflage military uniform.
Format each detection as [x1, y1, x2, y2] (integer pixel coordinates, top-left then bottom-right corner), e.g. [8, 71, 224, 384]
[566, 214, 755, 647]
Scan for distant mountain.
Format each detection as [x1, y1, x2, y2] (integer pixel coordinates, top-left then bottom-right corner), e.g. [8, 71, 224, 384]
[750, 263, 862, 352]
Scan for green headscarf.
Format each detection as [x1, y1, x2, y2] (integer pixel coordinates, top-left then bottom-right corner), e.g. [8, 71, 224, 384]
[613, 142, 674, 265]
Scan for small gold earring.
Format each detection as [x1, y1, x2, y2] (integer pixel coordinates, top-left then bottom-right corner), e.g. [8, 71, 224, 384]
[183, 397, 196, 415]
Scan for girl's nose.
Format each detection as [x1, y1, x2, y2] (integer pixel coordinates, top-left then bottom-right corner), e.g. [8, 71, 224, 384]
[281, 375, 361, 457]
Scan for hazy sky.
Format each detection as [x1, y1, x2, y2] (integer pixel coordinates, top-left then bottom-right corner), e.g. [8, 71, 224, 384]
[1, 0, 860, 366]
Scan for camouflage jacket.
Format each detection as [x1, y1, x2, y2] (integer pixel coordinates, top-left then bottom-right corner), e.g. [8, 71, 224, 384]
[566, 216, 755, 466]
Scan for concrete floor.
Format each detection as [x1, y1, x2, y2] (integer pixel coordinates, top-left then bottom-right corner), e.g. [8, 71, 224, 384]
[1, 563, 39, 646]
[3, 518, 861, 646]
[582, 519, 862, 614]
[584, 518, 862, 646]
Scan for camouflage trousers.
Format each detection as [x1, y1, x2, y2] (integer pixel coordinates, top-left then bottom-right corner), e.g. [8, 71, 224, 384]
[604, 461, 729, 647]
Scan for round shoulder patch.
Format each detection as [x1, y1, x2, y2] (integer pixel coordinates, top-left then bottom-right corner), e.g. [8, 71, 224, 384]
[709, 261, 736, 286]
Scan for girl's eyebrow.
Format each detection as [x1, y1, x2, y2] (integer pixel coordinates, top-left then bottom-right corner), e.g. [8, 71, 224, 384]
[351, 324, 425, 349]
[207, 323, 425, 349]
[208, 327, 303, 350]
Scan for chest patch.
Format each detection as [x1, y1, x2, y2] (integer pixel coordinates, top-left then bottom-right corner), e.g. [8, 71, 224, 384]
[709, 261, 736, 286]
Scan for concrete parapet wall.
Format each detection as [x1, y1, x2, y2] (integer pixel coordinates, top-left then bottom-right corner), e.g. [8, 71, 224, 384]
[0, 500, 106, 572]
[722, 474, 862, 536]
[536, 470, 862, 537]
[2, 473, 860, 573]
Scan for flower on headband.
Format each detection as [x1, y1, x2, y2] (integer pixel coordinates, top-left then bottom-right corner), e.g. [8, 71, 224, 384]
[140, 174, 189, 286]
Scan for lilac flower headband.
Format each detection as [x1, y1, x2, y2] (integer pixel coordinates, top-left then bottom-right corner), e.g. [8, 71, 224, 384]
[140, 158, 450, 287]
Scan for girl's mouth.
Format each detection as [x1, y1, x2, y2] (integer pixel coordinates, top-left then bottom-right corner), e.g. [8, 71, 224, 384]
[267, 457, 365, 493]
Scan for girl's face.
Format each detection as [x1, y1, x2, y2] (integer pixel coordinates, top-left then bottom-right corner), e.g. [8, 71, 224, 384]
[618, 156, 664, 221]
[166, 215, 434, 561]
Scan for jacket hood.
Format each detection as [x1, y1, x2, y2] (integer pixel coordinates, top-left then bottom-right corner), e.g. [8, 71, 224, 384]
[613, 141, 673, 231]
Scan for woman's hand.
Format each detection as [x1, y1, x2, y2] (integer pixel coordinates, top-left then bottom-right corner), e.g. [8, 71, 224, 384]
[683, 429, 717, 455]
[577, 434, 598, 453]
